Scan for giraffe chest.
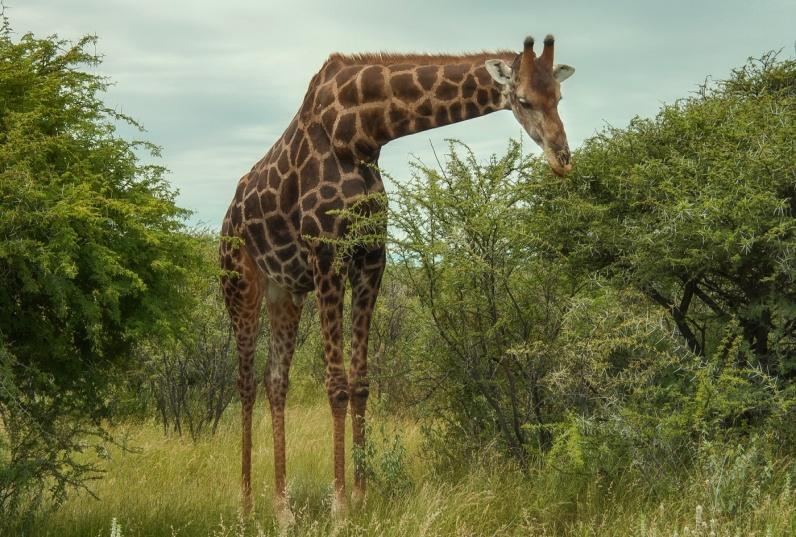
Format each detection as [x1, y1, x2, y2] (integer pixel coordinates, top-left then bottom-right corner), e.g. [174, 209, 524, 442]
[238, 162, 314, 293]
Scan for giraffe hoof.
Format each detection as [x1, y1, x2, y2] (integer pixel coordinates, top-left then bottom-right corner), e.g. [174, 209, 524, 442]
[351, 487, 366, 507]
[240, 491, 254, 519]
[275, 503, 295, 531]
[331, 494, 348, 520]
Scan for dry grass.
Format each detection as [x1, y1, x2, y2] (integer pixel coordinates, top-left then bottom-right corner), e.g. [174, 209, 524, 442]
[14, 400, 796, 537]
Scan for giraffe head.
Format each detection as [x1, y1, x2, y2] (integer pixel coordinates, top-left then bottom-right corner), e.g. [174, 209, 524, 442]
[485, 35, 575, 176]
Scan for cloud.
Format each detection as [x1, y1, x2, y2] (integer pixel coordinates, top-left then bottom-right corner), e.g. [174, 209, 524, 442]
[11, 0, 796, 228]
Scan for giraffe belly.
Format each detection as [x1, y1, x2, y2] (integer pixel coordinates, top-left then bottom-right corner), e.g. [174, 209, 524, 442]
[250, 243, 314, 295]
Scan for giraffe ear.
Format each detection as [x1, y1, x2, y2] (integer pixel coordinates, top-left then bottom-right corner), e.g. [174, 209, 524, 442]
[553, 64, 575, 83]
[485, 59, 512, 85]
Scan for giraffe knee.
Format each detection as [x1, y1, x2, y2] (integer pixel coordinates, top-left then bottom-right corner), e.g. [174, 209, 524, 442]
[264, 362, 288, 408]
[328, 388, 349, 407]
[351, 380, 369, 400]
[264, 361, 283, 390]
[326, 376, 349, 408]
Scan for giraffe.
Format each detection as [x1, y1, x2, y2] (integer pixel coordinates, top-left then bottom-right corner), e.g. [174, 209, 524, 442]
[219, 34, 575, 518]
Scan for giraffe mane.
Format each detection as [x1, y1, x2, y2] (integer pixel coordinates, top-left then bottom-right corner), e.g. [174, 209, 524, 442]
[327, 50, 518, 66]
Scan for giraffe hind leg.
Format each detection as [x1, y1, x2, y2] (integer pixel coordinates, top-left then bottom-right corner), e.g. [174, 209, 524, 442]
[309, 243, 349, 516]
[263, 280, 302, 526]
[220, 243, 264, 516]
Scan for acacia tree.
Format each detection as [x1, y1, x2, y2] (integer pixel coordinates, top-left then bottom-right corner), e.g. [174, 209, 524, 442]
[527, 53, 796, 377]
[391, 141, 578, 463]
[0, 21, 201, 517]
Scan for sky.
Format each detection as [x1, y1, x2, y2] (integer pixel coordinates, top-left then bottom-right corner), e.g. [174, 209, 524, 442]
[11, 0, 796, 229]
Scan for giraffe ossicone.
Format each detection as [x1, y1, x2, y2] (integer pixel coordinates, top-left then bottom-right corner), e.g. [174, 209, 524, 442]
[220, 34, 575, 517]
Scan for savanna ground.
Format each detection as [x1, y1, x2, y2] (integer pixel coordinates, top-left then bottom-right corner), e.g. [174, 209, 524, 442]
[23, 398, 796, 537]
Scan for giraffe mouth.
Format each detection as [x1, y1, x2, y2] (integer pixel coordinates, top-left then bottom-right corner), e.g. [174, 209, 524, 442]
[550, 162, 573, 177]
[545, 147, 572, 176]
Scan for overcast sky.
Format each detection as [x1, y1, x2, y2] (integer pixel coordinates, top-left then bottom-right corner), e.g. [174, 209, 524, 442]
[12, 0, 795, 228]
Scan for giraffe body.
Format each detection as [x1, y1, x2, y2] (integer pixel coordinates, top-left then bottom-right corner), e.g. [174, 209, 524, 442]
[220, 36, 575, 517]
[220, 50, 517, 294]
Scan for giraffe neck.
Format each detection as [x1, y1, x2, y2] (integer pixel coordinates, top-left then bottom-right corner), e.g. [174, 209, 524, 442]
[316, 51, 517, 155]
[379, 53, 515, 144]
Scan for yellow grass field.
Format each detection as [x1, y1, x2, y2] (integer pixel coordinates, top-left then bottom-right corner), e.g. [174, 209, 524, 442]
[19, 399, 796, 537]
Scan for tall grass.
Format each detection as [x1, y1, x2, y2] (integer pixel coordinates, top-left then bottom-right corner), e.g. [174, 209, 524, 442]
[12, 399, 796, 537]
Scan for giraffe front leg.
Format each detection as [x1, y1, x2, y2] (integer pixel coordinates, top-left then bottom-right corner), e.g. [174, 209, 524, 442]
[220, 246, 264, 517]
[264, 283, 302, 527]
[311, 244, 349, 517]
[348, 246, 386, 505]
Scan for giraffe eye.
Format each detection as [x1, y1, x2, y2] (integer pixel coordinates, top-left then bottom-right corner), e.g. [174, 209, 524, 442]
[517, 97, 533, 110]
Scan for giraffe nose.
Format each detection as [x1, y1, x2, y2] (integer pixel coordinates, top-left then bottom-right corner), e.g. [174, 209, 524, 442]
[557, 145, 571, 165]
[546, 145, 572, 176]
[557, 146, 572, 174]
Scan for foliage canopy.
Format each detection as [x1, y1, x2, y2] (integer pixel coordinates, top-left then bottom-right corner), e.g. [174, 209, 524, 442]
[527, 52, 796, 371]
[0, 21, 201, 516]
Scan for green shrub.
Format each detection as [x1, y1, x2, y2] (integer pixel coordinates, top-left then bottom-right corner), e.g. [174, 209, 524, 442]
[353, 421, 413, 499]
[0, 19, 201, 519]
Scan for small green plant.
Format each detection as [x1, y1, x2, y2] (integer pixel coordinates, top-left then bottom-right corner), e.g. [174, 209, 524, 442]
[352, 421, 413, 498]
[109, 517, 122, 537]
[700, 439, 775, 516]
